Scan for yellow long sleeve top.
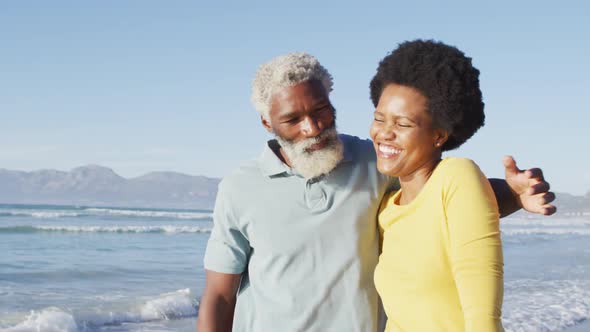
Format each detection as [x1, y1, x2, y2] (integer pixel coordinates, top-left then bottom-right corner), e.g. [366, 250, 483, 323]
[374, 157, 504, 332]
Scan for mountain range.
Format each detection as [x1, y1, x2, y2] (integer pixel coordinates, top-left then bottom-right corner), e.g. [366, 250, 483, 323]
[0, 165, 588, 214]
[0, 165, 220, 209]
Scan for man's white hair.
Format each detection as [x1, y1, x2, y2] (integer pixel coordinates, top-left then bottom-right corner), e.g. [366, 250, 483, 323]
[251, 52, 333, 120]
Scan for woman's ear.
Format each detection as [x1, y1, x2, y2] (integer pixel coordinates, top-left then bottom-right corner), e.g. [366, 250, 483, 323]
[434, 129, 449, 148]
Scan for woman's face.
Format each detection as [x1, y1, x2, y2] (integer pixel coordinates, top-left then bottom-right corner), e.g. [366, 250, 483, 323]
[369, 83, 447, 180]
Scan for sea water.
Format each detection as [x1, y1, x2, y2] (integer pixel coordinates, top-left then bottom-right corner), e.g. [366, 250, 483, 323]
[1, 204, 589, 331]
[0, 204, 209, 332]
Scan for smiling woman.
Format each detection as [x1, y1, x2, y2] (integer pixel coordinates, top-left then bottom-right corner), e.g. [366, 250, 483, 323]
[370, 84, 447, 190]
[369, 40, 504, 332]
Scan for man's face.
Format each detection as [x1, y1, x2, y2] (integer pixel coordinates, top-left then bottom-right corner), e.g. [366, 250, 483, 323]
[265, 80, 335, 146]
[262, 80, 343, 179]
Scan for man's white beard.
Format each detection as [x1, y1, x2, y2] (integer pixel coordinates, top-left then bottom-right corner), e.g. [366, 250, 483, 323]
[276, 127, 344, 179]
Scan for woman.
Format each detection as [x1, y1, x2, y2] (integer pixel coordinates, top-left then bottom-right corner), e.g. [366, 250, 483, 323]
[370, 40, 504, 331]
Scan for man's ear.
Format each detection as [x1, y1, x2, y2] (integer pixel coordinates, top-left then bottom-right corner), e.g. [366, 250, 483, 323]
[261, 115, 273, 133]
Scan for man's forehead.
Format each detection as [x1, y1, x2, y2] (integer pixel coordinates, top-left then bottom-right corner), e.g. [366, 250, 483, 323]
[272, 79, 329, 102]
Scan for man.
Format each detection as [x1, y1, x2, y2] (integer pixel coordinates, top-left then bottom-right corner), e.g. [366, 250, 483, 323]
[197, 53, 555, 332]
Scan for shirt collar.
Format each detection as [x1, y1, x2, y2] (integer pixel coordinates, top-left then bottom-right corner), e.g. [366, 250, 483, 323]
[258, 140, 291, 177]
[257, 136, 354, 178]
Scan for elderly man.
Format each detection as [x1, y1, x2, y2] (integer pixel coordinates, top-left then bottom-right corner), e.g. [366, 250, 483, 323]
[197, 53, 555, 332]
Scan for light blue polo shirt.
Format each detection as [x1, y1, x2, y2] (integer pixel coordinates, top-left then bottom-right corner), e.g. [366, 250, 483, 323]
[203, 134, 393, 332]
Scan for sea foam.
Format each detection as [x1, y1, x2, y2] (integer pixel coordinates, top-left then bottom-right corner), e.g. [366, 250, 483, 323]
[0, 207, 212, 220]
[3, 308, 77, 332]
[3, 289, 198, 331]
[502, 217, 590, 227]
[0, 225, 212, 234]
[0, 211, 81, 218]
[503, 279, 590, 331]
[83, 208, 212, 220]
[139, 288, 198, 321]
[502, 228, 590, 236]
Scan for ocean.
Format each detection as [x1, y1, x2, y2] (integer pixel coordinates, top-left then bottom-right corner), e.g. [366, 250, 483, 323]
[0, 203, 589, 332]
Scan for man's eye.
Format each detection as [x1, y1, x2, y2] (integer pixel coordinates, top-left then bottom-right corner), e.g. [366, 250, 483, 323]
[286, 118, 300, 124]
[373, 118, 384, 123]
[314, 106, 332, 117]
[397, 123, 412, 128]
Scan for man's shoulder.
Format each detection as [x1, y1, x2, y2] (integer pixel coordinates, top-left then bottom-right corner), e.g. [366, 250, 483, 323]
[339, 133, 372, 148]
[338, 133, 376, 162]
[218, 159, 263, 191]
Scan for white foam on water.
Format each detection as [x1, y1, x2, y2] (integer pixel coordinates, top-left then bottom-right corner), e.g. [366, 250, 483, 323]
[2, 307, 77, 332]
[502, 228, 590, 236]
[31, 211, 81, 218]
[2, 210, 81, 218]
[502, 217, 590, 227]
[0, 207, 212, 220]
[33, 225, 212, 233]
[84, 208, 212, 220]
[3, 289, 199, 331]
[139, 288, 198, 321]
[503, 279, 590, 332]
[78, 288, 198, 326]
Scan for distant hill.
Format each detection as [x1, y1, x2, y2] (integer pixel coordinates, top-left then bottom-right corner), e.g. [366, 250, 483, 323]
[0, 165, 220, 209]
[0, 165, 588, 214]
[553, 191, 590, 216]
[498, 190, 589, 218]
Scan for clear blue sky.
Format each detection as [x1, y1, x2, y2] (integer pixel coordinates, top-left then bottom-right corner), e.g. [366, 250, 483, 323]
[1, 1, 588, 194]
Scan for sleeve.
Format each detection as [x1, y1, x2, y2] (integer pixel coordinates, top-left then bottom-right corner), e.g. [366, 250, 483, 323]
[203, 179, 251, 274]
[444, 159, 504, 332]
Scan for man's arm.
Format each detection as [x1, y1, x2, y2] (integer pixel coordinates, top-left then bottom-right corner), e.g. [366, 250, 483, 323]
[197, 270, 242, 332]
[489, 156, 556, 218]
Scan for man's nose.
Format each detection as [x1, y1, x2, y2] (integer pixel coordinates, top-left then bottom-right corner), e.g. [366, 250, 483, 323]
[300, 116, 322, 137]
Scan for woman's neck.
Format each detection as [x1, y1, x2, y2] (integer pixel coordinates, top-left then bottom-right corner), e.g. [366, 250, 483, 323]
[398, 158, 442, 205]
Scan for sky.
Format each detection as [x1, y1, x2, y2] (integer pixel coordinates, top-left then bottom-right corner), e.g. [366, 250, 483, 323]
[1, 1, 588, 195]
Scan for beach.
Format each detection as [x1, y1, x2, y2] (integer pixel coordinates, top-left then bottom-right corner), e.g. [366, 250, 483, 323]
[1, 204, 589, 331]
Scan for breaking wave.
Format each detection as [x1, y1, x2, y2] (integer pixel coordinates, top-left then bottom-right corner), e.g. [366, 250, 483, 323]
[2, 289, 198, 332]
[0, 207, 212, 220]
[0, 225, 212, 234]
